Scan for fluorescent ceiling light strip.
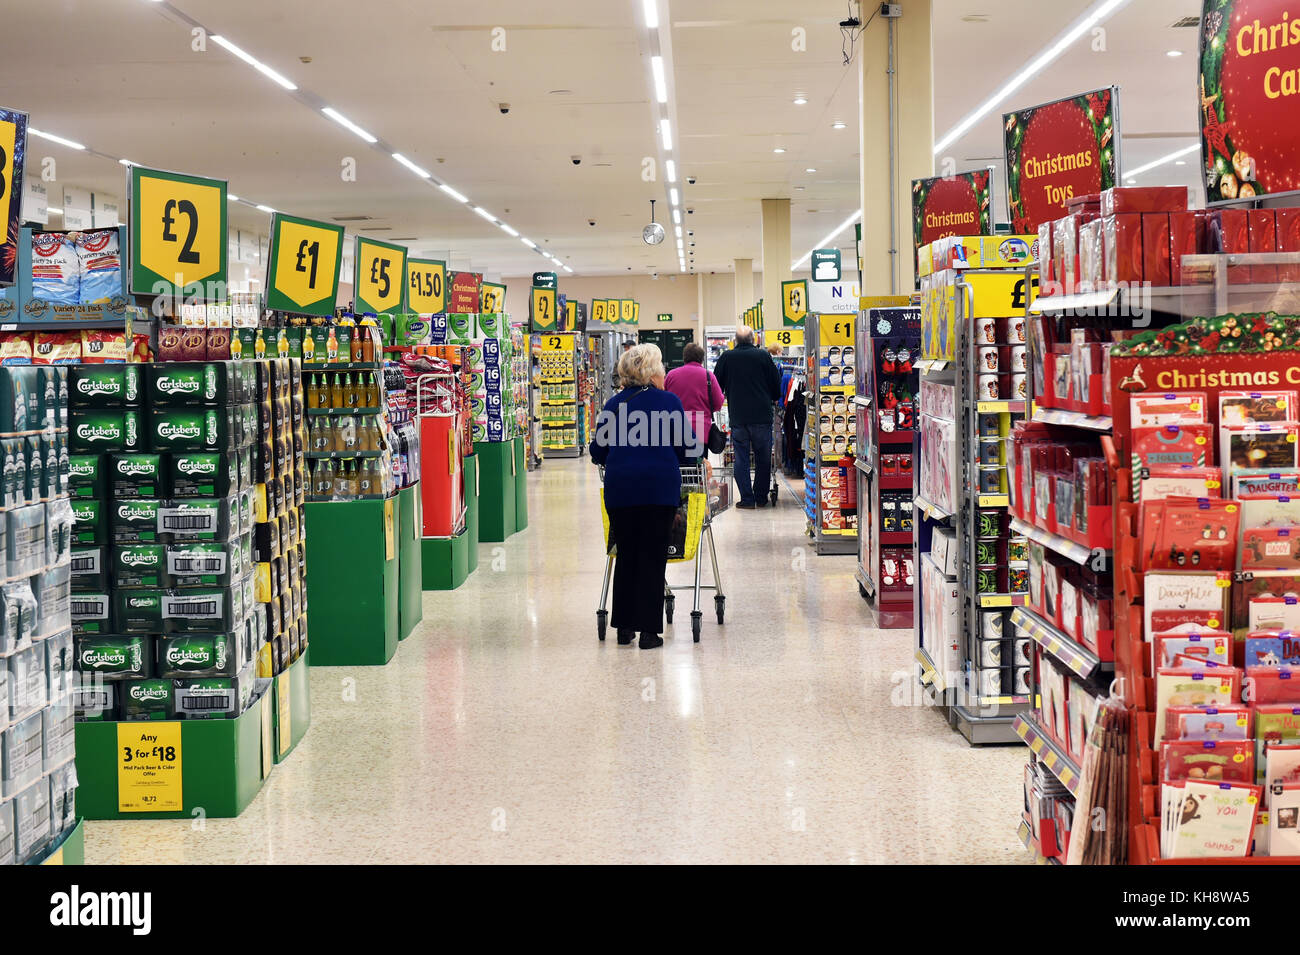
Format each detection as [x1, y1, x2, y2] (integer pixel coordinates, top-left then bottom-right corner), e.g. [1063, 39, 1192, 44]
[665, 159, 677, 182]
[933, 0, 1129, 155]
[439, 183, 469, 203]
[118, 158, 135, 166]
[48, 207, 64, 215]
[669, 188, 679, 205]
[392, 153, 431, 178]
[211, 35, 298, 91]
[792, 208, 861, 270]
[672, 209, 681, 224]
[643, 0, 659, 29]
[321, 107, 377, 144]
[521, 238, 537, 249]
[563, 266, 574, 273]
[256, 204, 274, 213]
[1125, 143, 1200, 178]
[651, 57, 668, 103]
[660, 119, 673, 151]
[228, 195, 240, 202]
[29, 128, 85, 150]
[472, 206, 497, 223]
[499, 223, 520, 237]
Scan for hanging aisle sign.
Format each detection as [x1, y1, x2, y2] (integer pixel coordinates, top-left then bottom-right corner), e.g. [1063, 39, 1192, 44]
[0, 106, 28, 288]
[782, 279, 807, 326]
[480, 281, 506, 314]
[632, 302, 640, 325]
[448, 271, 481, 313]
[406, 258, 446, 314]
[1199, 0, 1300, 203]
[531, 286, 558, 331]
[353, 236, 406, 314]
[657, 312, 673, 322]
[620, 299, 635, 325]
[811, 248, 841, 282]
[911, 169, 992, 283]
[265, 213, 343, 316]
[1003, 86, 1119, 233]
[129, 165, 228, 299]
[532, 271, 557, 289]
[591, 299, 607, 323]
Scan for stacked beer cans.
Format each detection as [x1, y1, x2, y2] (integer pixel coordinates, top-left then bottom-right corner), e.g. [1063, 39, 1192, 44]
[0, 365, 77, 862]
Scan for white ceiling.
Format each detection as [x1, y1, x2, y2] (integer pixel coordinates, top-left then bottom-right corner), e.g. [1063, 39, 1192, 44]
[1, 0, 1207, 282]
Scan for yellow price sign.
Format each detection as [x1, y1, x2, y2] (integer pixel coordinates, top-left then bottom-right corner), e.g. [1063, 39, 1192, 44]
[632, 302, 640, 324]
[117, 721, 183, 813]
[265, 213, 343, 316]
[964, 271, 1039, 318]
[407, 258, 447, 314]
[782, 279, 808, 324]
[354, 236, 407, 314]
[620, 299, 635, 324]
[821, 316, 853, 347]
[0, 111, 20, 250]
[130, 166, 227, 297]
[480, 281, 505, 314]
[541, 333, 571, 353]
[532, 287, 558, 330]
[567, 300, 578, 327]
[770, 328, 804, 349]
[592, 300, 607, 323]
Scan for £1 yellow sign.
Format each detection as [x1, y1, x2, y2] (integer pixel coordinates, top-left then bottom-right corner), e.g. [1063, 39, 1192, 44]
[265, 213, 343, 317]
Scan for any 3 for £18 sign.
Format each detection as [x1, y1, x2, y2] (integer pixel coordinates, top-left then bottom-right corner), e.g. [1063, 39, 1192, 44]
[354, 236, 407, 314]
[130, 166, 228, 299]
[265, 213, 343, 317]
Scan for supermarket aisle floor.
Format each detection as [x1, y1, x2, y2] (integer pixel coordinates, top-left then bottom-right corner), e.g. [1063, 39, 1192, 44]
[86, 460, 1027, 864]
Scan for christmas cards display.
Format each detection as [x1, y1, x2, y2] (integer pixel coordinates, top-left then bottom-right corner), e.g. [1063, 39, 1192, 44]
[1163, 780, 1260, 859]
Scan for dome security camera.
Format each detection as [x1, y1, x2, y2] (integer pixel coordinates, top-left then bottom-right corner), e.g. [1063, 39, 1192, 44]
[588, 219, 596, 227]
[686, 176, 696, 185]
[571, 155, 582, 166]
[686, 208, 694, 214]
[498, 103, 510, 114]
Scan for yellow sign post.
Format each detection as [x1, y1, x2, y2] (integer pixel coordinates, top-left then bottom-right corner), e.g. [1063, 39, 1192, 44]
[117, 721, 183, 813]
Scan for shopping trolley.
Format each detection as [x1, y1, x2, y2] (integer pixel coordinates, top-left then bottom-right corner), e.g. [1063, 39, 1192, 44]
[596, 461, 731, 642]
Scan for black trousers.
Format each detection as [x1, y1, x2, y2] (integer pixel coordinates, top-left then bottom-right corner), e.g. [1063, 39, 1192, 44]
[607, 504, 677, 635]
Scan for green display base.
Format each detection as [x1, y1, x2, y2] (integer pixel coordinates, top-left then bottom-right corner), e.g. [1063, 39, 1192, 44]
[73, 695, 269, 820]
[422, 527, 470, 590]
[397, 484, 424, 640]
[464, 454, 480, 571]
[474, 440, 516, 542]
[304, 498, 399, 666]
[512, 436, 529, 531]
[33, 818, 84, 865]
[273, 649, 312, 763]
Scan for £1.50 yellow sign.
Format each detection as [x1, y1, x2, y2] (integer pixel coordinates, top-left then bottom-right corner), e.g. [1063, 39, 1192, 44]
[130, 166, 228, 298]
[265, 213, 343, 317]
[407, 258, 446, 314]
[354, 236, 407, 314]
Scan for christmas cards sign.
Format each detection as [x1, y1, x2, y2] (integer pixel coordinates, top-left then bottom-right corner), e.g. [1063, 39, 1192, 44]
[1003, 87, 1119, 233]
[1199, 0, 1300, 203]
[910, 169, 991, 285]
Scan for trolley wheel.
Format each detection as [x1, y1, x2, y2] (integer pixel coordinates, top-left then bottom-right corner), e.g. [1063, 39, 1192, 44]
[665, 594, 675, 624]
[715, 595, 726, 624]
[691, 610, 703, 642]
[770, 486, 779, 506]
[596, 609, 607, 641]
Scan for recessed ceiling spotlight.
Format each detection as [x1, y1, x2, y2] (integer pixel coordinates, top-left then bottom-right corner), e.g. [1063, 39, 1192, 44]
[805, 167, 816, 173]
[794, 185, 805, 191]
[1166, 50, 1183, 57]
[793, 96, 808, 105]
[773, 147, 786, 154]
[1174, 160, 1187, 166]
[831, 122, 847, 130]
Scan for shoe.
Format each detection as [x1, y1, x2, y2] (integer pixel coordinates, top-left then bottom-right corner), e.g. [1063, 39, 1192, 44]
[755, 499, 768, 507]
[737, 501, 756, 509]
[616, 628, 636, 646]
[639, 633, 664, 649]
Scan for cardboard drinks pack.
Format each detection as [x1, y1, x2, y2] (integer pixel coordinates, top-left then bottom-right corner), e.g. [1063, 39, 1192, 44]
[67, 364, 140, 408]
[146, 408, 225, 452]
[75, 634, 149, 678]
[109, 453, 163, 499]
[69, 410, 141, 453]
[118, 678, 172, 721]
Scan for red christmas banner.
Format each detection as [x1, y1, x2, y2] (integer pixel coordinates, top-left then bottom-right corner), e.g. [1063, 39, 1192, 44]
[449, 271, 482, 314]
[1200, 0, 1300, 203]
[1004, 87, 1119, 233]
[911, 169, 991, 282]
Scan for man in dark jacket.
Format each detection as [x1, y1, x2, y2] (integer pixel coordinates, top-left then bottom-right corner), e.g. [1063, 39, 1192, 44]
[713, 325, 782, 508]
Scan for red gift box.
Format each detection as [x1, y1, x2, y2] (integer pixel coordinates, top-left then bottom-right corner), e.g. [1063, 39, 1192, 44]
[1248, 208, 1279, 285]
[1210, 208, 1250, 285]
[1104, 213, 1143, 285]
[1170, 210, 1207, 287]
[1100, 186, 1189, 217]
[1143, 213, 1172, 289]
[1277, 208, 1300, 283]
[1066, 193, 1102, 215]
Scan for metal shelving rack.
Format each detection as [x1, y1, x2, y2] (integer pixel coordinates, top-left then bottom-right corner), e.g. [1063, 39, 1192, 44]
[804, 310, 857, 555]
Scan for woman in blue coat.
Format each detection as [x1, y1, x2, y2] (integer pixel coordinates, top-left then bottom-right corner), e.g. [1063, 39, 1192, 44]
[590, 343, 697, 648]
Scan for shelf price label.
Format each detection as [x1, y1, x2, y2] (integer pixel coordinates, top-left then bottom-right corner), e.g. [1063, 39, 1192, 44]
[821, 316, 853, 347]
[117, 721, 183, 813]
[769, 328, 804, 349]
[265, 213, 343, 316]
[532, 287, 558, 331]
[130, 166, 227, 299]
[407, 258, 446, 314]
[354, 236, 407, 315]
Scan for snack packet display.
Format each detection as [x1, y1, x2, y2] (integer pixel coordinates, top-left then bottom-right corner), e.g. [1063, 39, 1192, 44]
[74, 229, 122, 304]
[30, 232, 80, 304]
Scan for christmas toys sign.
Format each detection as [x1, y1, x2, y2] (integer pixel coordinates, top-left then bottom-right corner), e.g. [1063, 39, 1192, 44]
[910, 169, 992, 284]
[1199, 0, 1300, 203]
[1004, 87, 1120, 233]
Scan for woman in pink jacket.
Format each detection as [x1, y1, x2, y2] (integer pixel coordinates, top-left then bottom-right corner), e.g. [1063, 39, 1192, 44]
[664, 342, 725, 456]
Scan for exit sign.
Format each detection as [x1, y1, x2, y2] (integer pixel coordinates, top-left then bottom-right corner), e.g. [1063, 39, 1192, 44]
[657, 313, 672, 322]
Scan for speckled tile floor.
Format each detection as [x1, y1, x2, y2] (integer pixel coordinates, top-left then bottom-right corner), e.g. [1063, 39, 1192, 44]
[85, 459, 1029, 864]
